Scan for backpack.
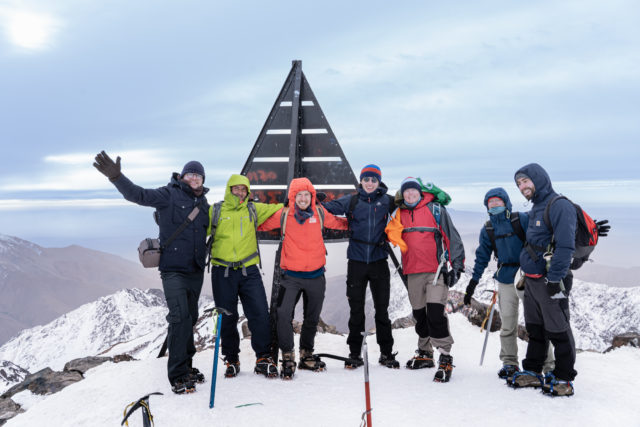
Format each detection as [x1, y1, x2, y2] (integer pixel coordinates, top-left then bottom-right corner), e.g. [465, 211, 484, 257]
[543, 195, 599, 270]
[484, 212, 526, 267]
[415, 178, 451, 206]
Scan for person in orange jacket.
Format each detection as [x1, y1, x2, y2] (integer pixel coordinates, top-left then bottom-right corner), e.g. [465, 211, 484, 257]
[258, 177, 348, 379]
[386, 177, 465, 383]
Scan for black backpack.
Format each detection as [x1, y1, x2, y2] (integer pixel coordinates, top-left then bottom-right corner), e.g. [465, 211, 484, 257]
[484, 212, 526, 268]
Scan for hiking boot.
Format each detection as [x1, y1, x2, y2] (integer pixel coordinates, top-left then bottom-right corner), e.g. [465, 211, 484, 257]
[507, 370, 544, 388]
[433, 354, 454, 383]
[542, 372, 574, 397]
[498, 364, 520, 380]
[224, 359, 240, 378]
[406, 349, 435, 369]
[280, 351, 297, 380]
[189, 367, 205, 384]
[254, 355, 278, 378]
[298, 349, 326, 372]
[344, 353, 364, 369]
[379, 352, 400, 369]
[170, 374, 196, 394]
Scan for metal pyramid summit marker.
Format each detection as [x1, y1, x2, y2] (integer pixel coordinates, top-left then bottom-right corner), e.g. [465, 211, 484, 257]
[241, 60, 358, 229]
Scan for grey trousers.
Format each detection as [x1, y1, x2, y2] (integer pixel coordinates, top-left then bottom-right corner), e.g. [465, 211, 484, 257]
[407, 272, 454, 354]
[500, 282, 554, 371]
[276, 274, 326, 353]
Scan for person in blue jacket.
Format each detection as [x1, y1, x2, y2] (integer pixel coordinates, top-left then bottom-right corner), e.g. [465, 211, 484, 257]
[508, 163, 577, 397]
[322, 164, 399, 369]
[465, 188, 554, 379]
[94, 151, 210, 395]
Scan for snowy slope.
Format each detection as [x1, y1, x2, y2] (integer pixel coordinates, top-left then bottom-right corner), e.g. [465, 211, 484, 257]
[5, 313, 640, 427]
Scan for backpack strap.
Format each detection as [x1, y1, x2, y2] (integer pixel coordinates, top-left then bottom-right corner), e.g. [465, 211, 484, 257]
[510, 212, 526, 242]
[484, 220, 498, 256]
[205, 201, 224, 269]
[247, 200, 262, 270]
[543, 195, 566, 232]
[347, 193, 359, 221]
[279, 207, 290, 239]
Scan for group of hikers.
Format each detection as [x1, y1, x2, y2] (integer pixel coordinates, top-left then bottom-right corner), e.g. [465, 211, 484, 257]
[94, 150, 608, 398]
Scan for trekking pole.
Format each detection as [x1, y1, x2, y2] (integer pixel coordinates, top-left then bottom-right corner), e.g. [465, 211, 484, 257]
[361, 331, 373, 427]
[479, 290, 498, 366]
[207, 306, 231, 409]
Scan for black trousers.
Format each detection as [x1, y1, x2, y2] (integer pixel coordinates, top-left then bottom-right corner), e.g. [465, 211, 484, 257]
[161, 270, 203, 382]
[346, 259, 394, 355]
[522, 275, 577, 381]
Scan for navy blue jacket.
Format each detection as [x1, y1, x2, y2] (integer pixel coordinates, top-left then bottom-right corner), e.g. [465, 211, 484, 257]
[322, 183, 394, 263]
[515, 164, 576, 282]
[472, 187, 529, 284]
[113, 173, 210, 273]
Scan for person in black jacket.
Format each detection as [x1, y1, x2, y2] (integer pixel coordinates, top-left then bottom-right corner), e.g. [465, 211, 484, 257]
[322, 164, 399, 369]
[94, 151, 210, 394]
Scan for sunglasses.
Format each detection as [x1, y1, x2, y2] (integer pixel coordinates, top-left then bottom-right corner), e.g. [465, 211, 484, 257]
[362, 177, 379, 183]
[184, 173, 203, 180]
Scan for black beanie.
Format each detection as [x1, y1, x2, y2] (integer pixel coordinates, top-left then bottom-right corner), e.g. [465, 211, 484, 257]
[181, 161, 205, 183]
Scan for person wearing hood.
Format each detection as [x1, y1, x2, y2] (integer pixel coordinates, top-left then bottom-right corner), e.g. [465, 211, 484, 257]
[207, 174, 283, 379]
[93, 151, 210, 395]
[464, 188, 555, 380]
[508, 163, 577, 397]
[322, 164, 400, 369]
[385, 177, 465, 383]
[258, 177, 348, 379]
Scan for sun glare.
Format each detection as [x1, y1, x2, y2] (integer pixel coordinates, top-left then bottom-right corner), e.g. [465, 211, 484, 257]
[5, 10, 58, 50]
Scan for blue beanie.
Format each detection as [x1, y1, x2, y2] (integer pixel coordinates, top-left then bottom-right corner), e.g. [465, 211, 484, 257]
[181, 161, 205, 183]
[360, 164, 382, 181]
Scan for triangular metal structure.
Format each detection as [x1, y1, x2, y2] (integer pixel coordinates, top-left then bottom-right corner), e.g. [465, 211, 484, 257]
[242, 60, 358, 241]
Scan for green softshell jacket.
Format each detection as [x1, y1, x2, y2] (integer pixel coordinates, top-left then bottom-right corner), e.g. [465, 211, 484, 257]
[207, 174, 283, 267]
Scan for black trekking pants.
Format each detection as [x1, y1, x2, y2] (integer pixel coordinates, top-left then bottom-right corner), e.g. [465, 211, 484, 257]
[522, 275, 577, 381]
[276, 274, 326, 353]
[346, 259, 394, 355]
[161, 270, 203, 382]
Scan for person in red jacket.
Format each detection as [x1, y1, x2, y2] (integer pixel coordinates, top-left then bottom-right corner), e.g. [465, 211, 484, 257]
[386, 177, 465, 383]
[259, 177, 348, 379]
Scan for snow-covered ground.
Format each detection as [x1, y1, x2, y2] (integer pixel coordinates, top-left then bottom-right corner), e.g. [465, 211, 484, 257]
[6, 313, 639, 426]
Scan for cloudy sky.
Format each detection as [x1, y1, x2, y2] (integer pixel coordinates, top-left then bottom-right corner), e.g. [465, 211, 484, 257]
[0, 0, 638, 266]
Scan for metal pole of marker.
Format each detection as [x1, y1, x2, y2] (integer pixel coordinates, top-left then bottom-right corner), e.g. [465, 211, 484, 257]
[361, 331, 373, 427]
[208, 306, 231, 409]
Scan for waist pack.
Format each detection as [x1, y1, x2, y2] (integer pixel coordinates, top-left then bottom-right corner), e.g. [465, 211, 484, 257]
[138, 203, 202, 268]
[138, 238, 162, 268]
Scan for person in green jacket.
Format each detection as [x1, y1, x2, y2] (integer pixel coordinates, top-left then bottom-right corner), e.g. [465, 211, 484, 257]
[208, 174, 282, 378]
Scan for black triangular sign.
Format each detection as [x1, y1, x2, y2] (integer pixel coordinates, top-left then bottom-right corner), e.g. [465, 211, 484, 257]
[241, 60, 358, 241]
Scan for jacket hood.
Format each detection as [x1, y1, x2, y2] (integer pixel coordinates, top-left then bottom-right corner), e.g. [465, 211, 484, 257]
[514, 163, 553, 203]
[483, 187, 512, 211]
[288, 177, 317, 208]
[224, 174, 251, 207]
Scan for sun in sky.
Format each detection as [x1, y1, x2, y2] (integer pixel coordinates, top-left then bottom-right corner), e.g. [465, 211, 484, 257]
[2, 8, 60, 50]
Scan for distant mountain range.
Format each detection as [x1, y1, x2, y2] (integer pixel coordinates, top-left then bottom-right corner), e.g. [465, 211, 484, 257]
[0, 234, 163, 345]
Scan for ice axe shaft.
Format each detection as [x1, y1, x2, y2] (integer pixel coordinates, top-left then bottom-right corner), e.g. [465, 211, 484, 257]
[479, 291, 498, 366]
[361, 331, 373, 427]
[432, 253, 446, 286]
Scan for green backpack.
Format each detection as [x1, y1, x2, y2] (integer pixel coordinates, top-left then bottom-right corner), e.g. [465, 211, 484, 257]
[394, 178, 452, 206]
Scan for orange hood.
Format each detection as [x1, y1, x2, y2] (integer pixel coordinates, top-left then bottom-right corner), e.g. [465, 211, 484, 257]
[288, 177, 317, 208]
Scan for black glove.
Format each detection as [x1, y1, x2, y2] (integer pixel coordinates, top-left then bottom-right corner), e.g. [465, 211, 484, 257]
[464, 279, 478, 305]
[93, 150, 122, 181]
[316, 192, 327, 202]
[594, 219, 610, 237]
[444, 269, 460, 288]
[546, 280, 566, 299]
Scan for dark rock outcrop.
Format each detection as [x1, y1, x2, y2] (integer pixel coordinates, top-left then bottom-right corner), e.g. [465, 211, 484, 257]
[0, 397, 24, 426]
[63, 356, 111, 375]
[1, 368, 83, 398]
[604, 333, 640, 353]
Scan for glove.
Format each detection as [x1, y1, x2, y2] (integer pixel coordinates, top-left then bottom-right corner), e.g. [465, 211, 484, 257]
[93, 150, 122, 181]
[445, 269, 460, 288]
[594, 219, 610, 237]
[464, 279, 478, 305]
[546, 280, 566, 299]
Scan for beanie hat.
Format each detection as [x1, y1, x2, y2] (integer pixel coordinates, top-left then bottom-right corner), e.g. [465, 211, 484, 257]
[400, 177, 421, 194]
[360, 164, 382, 182]
[181, 161, 205, 183]
[487, 196, 504, 205]
[514, 172, 529, 182]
